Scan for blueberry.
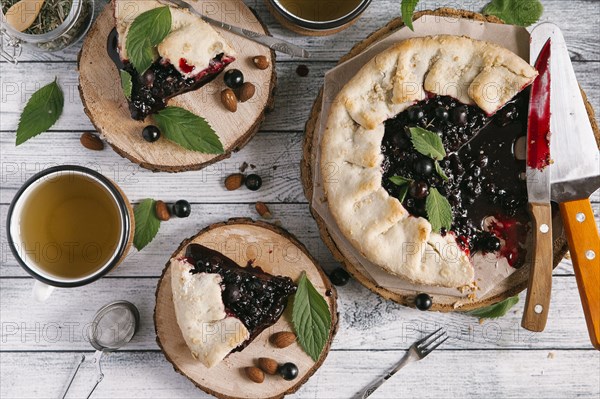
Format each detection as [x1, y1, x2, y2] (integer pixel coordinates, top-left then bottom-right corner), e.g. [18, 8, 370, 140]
[415, 293, 432, 311]
[452, 106, 468, 126]
[435, 106, 449, 121]
[407, 106, 425, 122]
[278, 363, 299, 381]
[142, 125, 161, 142]
[481, 236, 501, 252]
[414, 158, 434, 177]
[224, 69, 244, 89]
[245, 174, 262, 191]
[409, 181, 429, 199]
[329, 268, 350, 286]
[172, 200, 191, 218]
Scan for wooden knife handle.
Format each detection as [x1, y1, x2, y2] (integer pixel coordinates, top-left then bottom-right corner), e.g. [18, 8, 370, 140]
[522, 202, 554, 332]
[560, 199, 600, 350]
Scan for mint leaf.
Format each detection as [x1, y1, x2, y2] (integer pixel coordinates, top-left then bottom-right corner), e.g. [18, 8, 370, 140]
[401, 0, 420, 31]
[410, 127, 446, 161]
[426, 188, 453, 232]
[389, 176, 412, 186]
[120, 70, 132, 100]
[467, 296, 520, 319]
[126, 6, 171, 73]
[390, 176, 412, 202]
[134, 199, 161, 251]
[435, 161, 449, 181]
[483, 0, 543, 27]
[292, 271, 332, 362]
[154, 107, 224, 154]
[16, 79, 63, 145]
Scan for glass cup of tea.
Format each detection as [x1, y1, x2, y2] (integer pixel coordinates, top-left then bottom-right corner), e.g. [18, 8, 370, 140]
[6, 165, 134, 301]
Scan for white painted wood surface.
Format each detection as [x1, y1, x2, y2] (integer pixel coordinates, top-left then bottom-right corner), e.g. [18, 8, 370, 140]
[1, 0, 599, 398]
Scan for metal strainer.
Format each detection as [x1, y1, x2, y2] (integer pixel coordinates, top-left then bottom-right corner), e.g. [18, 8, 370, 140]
[61, 301, 140, 399]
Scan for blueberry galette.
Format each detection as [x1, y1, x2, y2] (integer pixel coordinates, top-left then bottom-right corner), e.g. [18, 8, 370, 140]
[112, 0, 235, 120]
[170, 244, 296, 368]
[321, 35, 538, 288]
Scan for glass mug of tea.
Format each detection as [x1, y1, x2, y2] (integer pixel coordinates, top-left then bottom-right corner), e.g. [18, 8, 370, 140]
[6, 166, 134, 301]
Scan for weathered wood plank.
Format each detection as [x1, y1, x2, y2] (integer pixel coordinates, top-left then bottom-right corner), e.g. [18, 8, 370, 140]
[1, 0, 598, 63]
[1, 349, 598, 398]
[1, 60, 598, 133]
[0, 276, 596, 351]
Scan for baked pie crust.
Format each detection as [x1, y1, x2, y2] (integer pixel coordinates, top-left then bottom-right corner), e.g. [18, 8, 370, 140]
[320, 35, 538, 288]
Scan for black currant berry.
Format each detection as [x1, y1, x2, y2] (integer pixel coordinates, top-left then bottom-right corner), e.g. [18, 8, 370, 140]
[142, 125, 161, 142]
[329, 268, 350, 286]
[224, 69, 244, 89]
[278, 363, 299, 381]
[172, 200, 191, 218]
[414, 158, 435, 177]
[415, 293, 433, 311]
[409, 181, 429, 199]
[245, 174, 262, 191]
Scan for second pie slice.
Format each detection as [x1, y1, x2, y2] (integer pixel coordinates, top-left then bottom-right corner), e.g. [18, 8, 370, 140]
[170, 244, 297, 368]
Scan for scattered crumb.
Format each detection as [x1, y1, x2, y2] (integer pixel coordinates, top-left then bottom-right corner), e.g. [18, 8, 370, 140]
[479, 318, 485, 325]
[272, 165, 278, 170]
[250, 164, 256, 169]
[564, 251, 571, 260]
[547, 352, 555, 359]
[273, 220, 282, 227]
[239, 162, 249, 173]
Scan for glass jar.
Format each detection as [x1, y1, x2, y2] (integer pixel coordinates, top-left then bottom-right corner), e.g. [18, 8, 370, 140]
[0, 0, 94, 63]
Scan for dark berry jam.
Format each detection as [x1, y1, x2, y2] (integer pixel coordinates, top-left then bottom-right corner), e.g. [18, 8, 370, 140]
[381, 92, 531, 268]
[184, 244, 297, 350]
[107, 28, 234, 120]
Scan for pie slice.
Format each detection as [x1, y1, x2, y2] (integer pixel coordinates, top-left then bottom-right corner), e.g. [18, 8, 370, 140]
[170, 244, 296, 368]
[321, 35, 538, 288]
[113, 0, 235, 120]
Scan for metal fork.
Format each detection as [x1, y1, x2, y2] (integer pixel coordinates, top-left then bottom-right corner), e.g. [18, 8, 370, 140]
[359, 328, 449, 398]
[157, 0, 310, 58]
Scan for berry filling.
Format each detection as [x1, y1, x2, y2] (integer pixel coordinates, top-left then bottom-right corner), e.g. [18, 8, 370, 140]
[184, 244, 297, 350]
[381, 92, 531, 268]
[107, 28, 235, 121]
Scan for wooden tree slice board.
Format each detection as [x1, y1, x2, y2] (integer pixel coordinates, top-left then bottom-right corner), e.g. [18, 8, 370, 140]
[78, 2, 276, 172]
[301, 8, 600, 312]
[154, 219, 338, 399]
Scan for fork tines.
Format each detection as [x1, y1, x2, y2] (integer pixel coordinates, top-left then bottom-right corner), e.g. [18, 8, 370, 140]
[416, 327, 449, 357]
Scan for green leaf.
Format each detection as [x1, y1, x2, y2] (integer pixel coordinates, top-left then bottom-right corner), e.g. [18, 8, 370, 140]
[133, 199, 161, 251]
[120, 70, 132, 100]
[397, 185, 409, 203]
[483, 0, 543, 27]
[410, 127, 446, 161]
[401, 0, 420, 31]
[389, 176, 412, 187]
[153, 106, 224, 154]
[292, 271, 332, 362]
[16, 79, 64, 145]
[435, 161, 449, 181]
[467, 296, 520, 319]
[126, 6, 172, 73]
[426, 188, 453, 233]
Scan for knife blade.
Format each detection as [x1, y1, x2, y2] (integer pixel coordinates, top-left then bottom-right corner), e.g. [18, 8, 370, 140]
[158, 0, 311, 58]
[521, 32, 553, 332]
[544, 22, 600, 350]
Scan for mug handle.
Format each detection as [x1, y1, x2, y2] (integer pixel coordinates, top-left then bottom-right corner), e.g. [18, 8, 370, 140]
[32, 280, 54, 301]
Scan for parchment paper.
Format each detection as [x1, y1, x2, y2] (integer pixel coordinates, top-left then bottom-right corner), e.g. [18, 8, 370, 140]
[311, 15, 532, 299]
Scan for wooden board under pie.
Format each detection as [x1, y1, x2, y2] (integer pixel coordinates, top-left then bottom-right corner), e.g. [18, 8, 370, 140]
[78, 1, 275, 172]
[154, 219, 338, 399]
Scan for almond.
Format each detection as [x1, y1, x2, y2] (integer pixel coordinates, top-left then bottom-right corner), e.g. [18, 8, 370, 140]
[221, 88, 237, 112]
[80, 132, 104, 151]
[238, 82, 256, 102]
[245, 367, 264, 383]
[155, 200, 171, 221]
[270, 331, 296, 348]
[252, 55, 269, 70]
[255, 202, 272, 219]
[258, 358, 279, 375]
[225, 173, 244, 191]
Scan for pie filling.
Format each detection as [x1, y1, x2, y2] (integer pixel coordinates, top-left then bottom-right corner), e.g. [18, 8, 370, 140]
[183, 244, 297, 350]
[381, 91, 531, 268]
[107, 28, 235, 121]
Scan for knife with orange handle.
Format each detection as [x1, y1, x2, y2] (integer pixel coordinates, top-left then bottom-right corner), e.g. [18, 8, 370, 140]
[539, 23, 600, 349]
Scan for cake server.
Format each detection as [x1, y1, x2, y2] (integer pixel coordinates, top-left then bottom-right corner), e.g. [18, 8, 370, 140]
[158, 0, 311, 58]
[544, 23, 600, 349]
[522, 29, 553, 332]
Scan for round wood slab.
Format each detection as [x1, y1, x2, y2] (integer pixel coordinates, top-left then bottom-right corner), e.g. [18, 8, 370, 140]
[301, 8, 600, 312]
[78, 2, 276, 172]
[154, 219, 338, 399]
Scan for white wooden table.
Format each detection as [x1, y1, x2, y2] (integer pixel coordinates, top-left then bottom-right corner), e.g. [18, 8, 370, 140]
[1, 1, 599, 398]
